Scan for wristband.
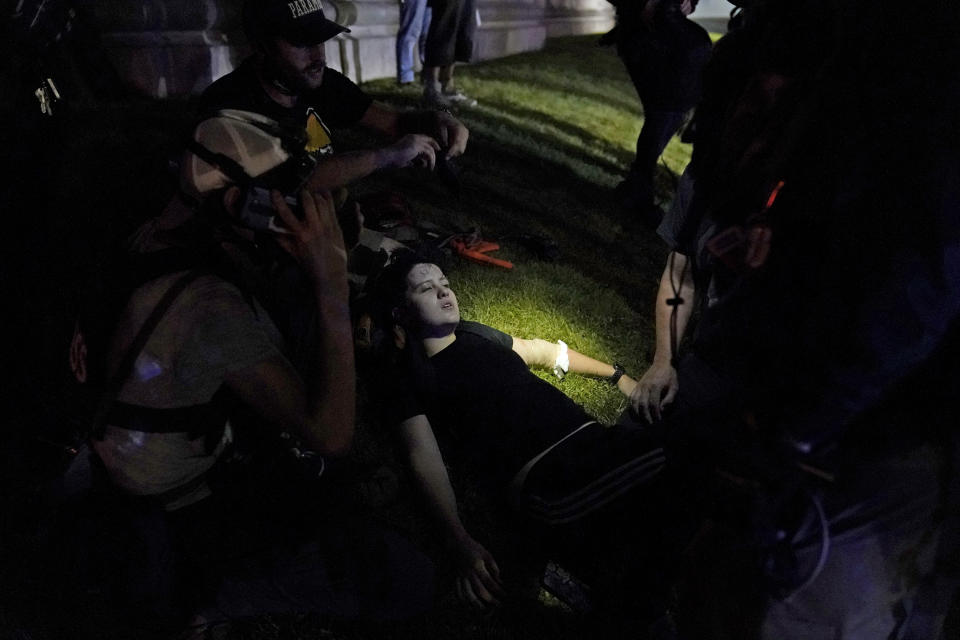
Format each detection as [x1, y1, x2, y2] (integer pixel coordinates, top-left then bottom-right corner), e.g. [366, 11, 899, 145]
[609, 362, 626, 386]
[553, 340, 569, 380]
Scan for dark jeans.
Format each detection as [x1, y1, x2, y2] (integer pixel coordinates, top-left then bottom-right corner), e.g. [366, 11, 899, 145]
[396, 0, 432, 83]
[621, 109, 688, 209]
[613, 20, 708, 210]
[633, 110, 688, 179]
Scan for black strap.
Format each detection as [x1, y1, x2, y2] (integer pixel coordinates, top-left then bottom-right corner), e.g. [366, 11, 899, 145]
[92, 270, 206, 439]
[186, 110, 309, 185]
[185, 138, 251, 186]
[208, 109, 308, 154]
[106, 399, 229, 435]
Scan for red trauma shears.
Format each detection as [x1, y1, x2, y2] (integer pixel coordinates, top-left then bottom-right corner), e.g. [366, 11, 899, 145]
[448, 236, 514, 269]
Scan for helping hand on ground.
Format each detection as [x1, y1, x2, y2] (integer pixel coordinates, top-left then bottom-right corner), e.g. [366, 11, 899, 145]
[631, 362, 679, 423]
[453, 535, 505, 609]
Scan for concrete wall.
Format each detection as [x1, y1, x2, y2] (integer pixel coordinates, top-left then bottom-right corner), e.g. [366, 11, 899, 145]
[92, 0, 617, 98]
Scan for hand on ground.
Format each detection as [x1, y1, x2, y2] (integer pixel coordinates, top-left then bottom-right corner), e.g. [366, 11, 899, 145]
[631, 362, 679, 423]
[453, 535, 505, 609]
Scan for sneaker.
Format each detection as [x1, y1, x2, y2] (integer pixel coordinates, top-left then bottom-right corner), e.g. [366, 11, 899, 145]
[422, 81, 450, 108]
[442, 88, 477, 107]
[541, 561, 593, 613]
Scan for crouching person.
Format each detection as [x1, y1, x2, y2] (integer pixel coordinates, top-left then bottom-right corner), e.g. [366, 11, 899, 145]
[85, 112, 434, 636]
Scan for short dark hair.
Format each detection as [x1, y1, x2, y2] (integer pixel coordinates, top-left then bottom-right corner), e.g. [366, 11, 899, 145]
[369, 250, 430, 323]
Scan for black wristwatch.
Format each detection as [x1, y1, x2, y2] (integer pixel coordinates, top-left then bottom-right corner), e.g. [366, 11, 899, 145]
[609, 362, 626, 386]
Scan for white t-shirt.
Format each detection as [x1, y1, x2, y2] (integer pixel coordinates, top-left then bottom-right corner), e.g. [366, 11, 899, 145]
[93, 271, 283, 510]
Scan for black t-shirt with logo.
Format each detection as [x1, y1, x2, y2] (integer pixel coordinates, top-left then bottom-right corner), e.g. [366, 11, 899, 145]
[386, 321, 594, 488]
[197, 57, 374, 160]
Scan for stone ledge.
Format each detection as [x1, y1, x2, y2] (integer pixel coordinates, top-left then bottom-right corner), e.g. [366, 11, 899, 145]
[95, 0, 615, 96]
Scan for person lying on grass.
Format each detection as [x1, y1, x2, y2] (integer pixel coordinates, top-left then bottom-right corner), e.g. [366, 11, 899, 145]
[370, 251, 670, 609]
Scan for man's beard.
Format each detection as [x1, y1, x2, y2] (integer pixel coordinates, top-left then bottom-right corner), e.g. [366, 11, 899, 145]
[263, 58, 323, 95]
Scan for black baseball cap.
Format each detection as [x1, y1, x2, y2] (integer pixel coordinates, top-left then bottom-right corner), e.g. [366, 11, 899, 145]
[244, 0, 350, 46]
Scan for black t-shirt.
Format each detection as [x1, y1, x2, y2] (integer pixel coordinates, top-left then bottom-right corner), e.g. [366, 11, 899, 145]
[198, 58, 374, 160]
[388, 321, 594, 487]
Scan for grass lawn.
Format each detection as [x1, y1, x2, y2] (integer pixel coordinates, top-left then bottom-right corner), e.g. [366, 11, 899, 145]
[358, 35, 694, 423]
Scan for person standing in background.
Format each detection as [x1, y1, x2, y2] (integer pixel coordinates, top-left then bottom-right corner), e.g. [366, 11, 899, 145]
[421, 0, 478, 108]
[397, 0, 432, 84]
[603, 0, 711, 228]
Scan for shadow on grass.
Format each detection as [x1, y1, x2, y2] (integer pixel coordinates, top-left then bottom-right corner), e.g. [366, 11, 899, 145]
[366, 90, 632, 182]
[347, 111, 669, 311]
[461, 37, 642, 115]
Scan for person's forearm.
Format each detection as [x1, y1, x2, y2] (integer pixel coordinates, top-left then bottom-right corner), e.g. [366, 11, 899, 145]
[408, 438, 470, 542]
[515, 337, 627, 383]
[514, 338, 614, 375]
[567, 349, 617, 378]
[652, 252, 694, 365]
[396, 109, 469, 157]
[567, 350, 638, 395]
[304, 280, 355, 455]
[305, 150, 393, 191]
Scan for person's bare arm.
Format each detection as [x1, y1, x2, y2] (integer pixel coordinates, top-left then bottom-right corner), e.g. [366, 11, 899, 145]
[360, 101, 469, 158]
[631, 251, 695, 422]
[511, 338, 637, 396]
[224, 190, 355, 455]
[399, 414, 504, 607]
[302, 101, 470, 190]
[304, 136, 441, 191]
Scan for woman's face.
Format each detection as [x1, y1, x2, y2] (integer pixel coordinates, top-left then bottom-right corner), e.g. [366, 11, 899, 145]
[403, 263, 460, 334]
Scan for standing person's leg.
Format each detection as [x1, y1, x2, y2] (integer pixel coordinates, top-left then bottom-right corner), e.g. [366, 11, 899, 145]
[613, 33, 686, 227]
[453, 0, 476, 63]
[633, 110, 687, 181]
[422, 0, 459, 106]
[422, 0, 477, 107]
[622, 108, 688, 226]
[397, 0, 429, 84]
[436, 0, 477, 105]
[418, 4, 432, 69]
[436, 65, 476, 106]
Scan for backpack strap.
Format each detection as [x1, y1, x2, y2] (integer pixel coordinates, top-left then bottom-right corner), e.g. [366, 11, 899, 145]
[91, 269, 206, 440]
[185, 138, 251, 186]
